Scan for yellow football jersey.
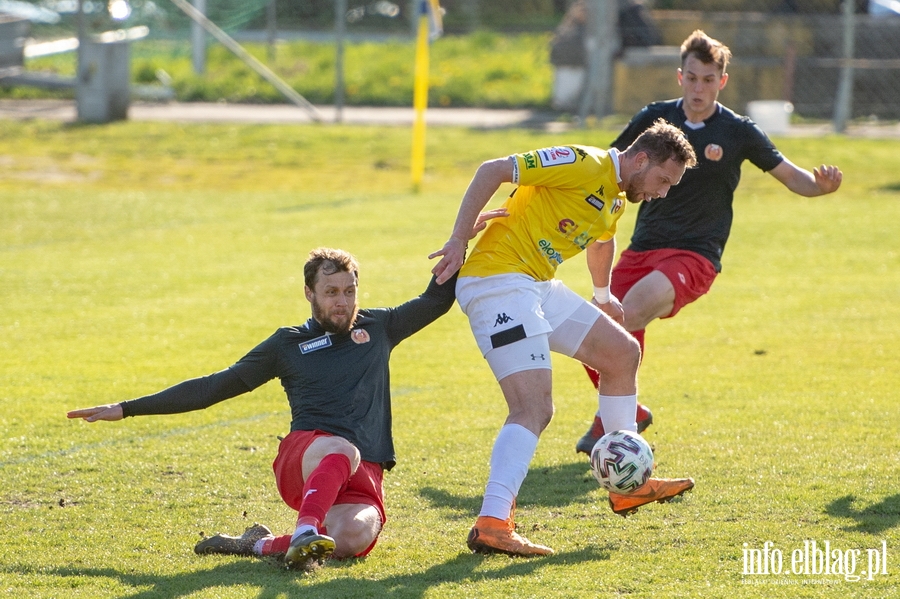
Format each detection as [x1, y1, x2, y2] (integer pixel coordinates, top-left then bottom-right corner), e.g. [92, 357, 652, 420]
[460, 145, 627, 281]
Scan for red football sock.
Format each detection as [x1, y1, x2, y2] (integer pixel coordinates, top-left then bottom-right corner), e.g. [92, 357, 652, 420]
[583, 364, 600, 389]
[260, 534, 292, 556]
[296, 453, 353, 529]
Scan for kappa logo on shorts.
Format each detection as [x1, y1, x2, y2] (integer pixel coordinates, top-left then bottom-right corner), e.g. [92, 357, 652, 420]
[494, 313, 514, 326]
[299, 334, 332, 354]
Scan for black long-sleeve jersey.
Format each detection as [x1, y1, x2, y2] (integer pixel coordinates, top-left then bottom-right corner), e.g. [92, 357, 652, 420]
[612, 99, 785, 272]
[121, 273, 457, 469]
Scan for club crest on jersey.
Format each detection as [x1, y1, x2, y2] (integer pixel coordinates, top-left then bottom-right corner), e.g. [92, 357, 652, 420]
[585, 194, 605, 212]
[537, 146, 576, 167]
[351, 328, 371, 344]
[704, 143, 723, 161]
[610, 198, 624, 213]
[299, 334, 332, 354]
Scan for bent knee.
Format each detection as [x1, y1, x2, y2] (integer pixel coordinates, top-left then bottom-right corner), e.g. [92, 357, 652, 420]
[508, 397, 554, 433]
[305, 436, 362, 476]
[535, 401, 555, 431]
[333, 527, 378, 559]
[594, 333, 641, 374]
[327, 506, 382, 558]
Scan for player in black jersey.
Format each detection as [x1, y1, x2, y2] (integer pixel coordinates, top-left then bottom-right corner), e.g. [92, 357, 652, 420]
[574, 31, 843, 503]
[67, 240, 495, 570]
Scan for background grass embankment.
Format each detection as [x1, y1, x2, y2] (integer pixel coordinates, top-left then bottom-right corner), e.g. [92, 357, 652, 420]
[5, 32, 554, 108]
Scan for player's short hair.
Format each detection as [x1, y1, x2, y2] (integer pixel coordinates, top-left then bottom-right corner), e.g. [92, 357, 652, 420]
[681, 29, 732, 74]
[629, 118, 697, 169]
[304, 247, 359, 289]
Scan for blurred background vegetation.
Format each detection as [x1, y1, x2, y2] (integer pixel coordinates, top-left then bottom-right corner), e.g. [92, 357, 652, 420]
[6, 33, 554, 107]
[2, 0, 893, 117]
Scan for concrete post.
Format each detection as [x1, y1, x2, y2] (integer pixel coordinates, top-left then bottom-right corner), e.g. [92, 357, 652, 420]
[191, 0, 206, 74]
[76, 40, 130, 123]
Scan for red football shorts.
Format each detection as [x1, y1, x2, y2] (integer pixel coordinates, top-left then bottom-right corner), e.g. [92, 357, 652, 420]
[273, 429, 386, 557]
[611, 248, 718, 319]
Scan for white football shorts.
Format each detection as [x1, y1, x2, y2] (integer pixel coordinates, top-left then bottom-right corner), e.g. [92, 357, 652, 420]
[455, 273, 602, 381]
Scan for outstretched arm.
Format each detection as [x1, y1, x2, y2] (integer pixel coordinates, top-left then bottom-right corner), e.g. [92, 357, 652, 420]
[769, 158, 842, 196]
[67, 404, 124, 422]
[428, 157, 514, 284]
[67, 369, 251, 422]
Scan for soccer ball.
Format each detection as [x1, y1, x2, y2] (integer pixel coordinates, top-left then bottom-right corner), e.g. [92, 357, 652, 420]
[590, 430, 654, 494]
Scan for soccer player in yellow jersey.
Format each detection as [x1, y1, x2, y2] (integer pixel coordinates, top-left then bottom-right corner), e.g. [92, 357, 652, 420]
[430, 119, 697, 557]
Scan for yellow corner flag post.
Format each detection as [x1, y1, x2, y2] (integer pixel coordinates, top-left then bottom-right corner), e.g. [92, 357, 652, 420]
[411, 0, 442, 192]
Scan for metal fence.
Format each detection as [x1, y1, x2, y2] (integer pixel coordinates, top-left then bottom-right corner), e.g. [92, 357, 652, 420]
[554, 0, 900, 124]
[4, 0, 900, 123]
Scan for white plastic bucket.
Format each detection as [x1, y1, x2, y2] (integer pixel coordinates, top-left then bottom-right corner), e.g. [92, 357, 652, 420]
[747, 100, 794, 136]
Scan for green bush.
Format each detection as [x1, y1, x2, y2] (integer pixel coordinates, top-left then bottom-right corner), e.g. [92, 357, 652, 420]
[9, 33, 554, 108]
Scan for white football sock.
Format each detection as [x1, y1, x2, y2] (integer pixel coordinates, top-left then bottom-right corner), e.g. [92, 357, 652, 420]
[479, 423, 539, 520]
[291, 523, 317, 541]
[598, 394, 638, 433]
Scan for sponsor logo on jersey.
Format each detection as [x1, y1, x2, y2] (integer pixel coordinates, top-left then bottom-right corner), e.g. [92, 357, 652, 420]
[558, 218, 576, 234]
[538, 239, 564, 265]
[299, 334, 332, 354]
[585, 194, 606, 212]
[523, 152, 537, 170]
[537, 146, 576, 167]
[704, 143, 723, 161]
[558, 218, 594, 249]
[572, 231, 594, 249]
[351, 328, 371, 344]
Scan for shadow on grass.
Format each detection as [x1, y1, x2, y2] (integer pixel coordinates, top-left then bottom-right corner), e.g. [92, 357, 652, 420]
[824, 494, 900, 534]
[8, 545, 609, 599]
[419, 460, 598, 518]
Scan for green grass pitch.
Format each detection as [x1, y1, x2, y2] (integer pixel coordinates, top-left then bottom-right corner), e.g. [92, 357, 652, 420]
[0, 119, 897, 598]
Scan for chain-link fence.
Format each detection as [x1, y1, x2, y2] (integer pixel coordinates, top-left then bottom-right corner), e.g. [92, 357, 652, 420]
[551, 0, 900, 122]
[2, 0, 899, 121]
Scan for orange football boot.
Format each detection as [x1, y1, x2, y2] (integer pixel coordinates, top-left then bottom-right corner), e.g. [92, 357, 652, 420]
[608, 477, 694, 517]
[466, 502, 554, 557]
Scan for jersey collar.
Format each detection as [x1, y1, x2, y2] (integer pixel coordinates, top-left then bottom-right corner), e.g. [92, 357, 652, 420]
[675, 98, 722, 128]
[608, 148, 622, 183]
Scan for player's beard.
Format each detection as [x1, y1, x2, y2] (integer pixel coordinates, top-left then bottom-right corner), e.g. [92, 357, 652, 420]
[624, 168, 648, 203]
[311, 297, 359, 335]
